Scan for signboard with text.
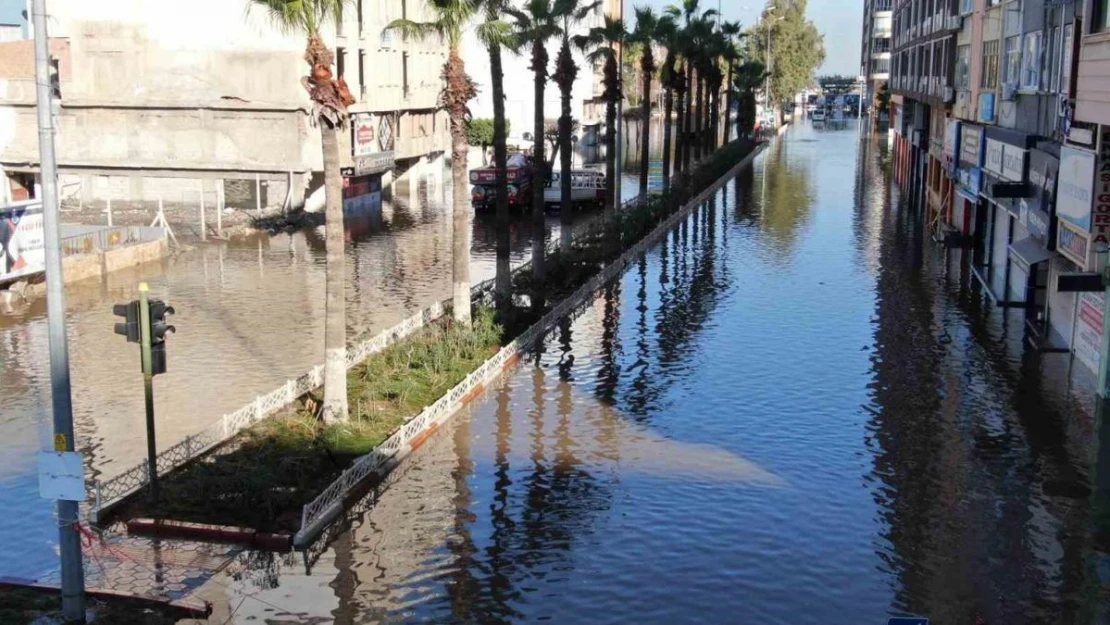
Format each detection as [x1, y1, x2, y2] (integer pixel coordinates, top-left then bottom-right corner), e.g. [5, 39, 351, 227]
[1094, 127, 1110, 248]
[1076, 290, 1104, 375]
[0, 201, 45, 283]
[1057, 220, 1091, 269]
[959, 124, 983, 167]
[1058, 145, 1096, 231]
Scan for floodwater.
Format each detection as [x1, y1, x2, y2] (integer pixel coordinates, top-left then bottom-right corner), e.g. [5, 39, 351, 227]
[180, 123, 1110, 623]
[0, 178, 630, 580]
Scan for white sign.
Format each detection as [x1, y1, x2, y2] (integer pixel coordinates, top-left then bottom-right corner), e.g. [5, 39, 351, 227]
[1076, 291, 1105, 375]
[352, 113, 378, 157]
[944, 119, 960, 160]
[985, 138, 1005, 177]
[1058, 146, 1096, 231]
[1, 201, 45, 282]
[38, 452, 85, 502]
[1002, 144, 1026, 182]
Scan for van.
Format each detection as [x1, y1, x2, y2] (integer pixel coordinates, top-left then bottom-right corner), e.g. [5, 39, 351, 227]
[811, 109, 826, 122]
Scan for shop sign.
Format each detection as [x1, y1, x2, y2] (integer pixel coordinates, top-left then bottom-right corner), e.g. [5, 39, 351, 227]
[1021, 199, 1050, 241]
[957, 167, 982, 195]
[960, 124, 983, 167]
[0, 201, 45, 282]
[1002, 145, 1026, 182]
[978, 92, 996, 123]
[351, 113, 378, 157]
[341, 151, 396, 177]
[985, 139, 1005, 178]
[1057, 220, 1091, 269]
[1094, 129, 1110, 248]
[944, 119, 961, 161]
[1057, 145, 1096, 231]
[1075, 291, 1105, 376]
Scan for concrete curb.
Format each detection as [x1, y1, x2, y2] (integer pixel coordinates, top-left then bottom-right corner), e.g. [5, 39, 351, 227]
[126, 518, 292, 552]
[0, 576, 211, 619]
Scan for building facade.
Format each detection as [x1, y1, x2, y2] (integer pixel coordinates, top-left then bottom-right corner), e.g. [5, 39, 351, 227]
[861, 0, 894, 107]
[888, 0, 1108, 379]
[0, 0, 449, 213]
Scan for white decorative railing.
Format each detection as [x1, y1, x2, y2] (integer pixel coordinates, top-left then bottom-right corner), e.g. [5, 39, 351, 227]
[89, 300, 451, 522]
[294, 143, 767, 547]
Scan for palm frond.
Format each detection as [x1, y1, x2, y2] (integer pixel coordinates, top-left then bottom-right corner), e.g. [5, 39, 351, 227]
[385, 18, 444, 42]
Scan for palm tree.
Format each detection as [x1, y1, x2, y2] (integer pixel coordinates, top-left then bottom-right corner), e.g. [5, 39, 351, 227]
[667, 0, 703, 172]
[508, 0, 563, 284]
[553, 0, 600, 250]
[733, 60, 767, 140]
[629, 6, 659, 199]
[476, 2, 518, 303]
[720, 21, 743, 144]
[389, 0, 480, 327]
[249, 0, 354, 422]
[579, 16, 626, 214]
[655, 14, 680, 190]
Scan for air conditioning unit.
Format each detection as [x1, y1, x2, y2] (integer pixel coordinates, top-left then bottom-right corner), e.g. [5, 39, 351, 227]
[946, 16, 963, 31]
[1001, 83, 1017, 101]
[944, 87, 955, 104]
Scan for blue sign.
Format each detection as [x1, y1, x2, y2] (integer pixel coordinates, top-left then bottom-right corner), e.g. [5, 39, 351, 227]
[979, 92, 996, 123]
[887, 618, 929, 625]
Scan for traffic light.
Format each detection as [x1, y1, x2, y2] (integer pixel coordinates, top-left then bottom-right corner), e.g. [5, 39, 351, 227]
[113, 301, 140, 343]
[147, 300, 175, 376]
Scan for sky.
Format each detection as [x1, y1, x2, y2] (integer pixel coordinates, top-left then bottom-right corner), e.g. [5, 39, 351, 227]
[0, 0, 24, 30]
[638, 0, 863, 77]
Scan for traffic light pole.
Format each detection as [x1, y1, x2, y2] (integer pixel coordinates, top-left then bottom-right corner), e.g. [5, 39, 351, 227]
[139, 283, 158, 500]
[33, 0, 85, 619]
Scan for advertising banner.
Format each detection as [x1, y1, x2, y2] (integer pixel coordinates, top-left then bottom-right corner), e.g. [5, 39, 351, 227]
[1076, 290, 1104, 375]
[1058, 145, 1095, 231]
[0, 201, 45, 283]
[1094, 129, 1110, 248]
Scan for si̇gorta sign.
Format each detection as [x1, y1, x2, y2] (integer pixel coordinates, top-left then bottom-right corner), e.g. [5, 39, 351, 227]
[1094, 127, 1110, 248]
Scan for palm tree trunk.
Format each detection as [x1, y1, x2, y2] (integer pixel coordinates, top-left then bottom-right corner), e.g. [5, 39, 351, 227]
[674, 67, 685, 177]
[321, 123, 348, 423]
[490, 42, 511, 303]
[682, 67, 694, 171]
[531, 42, 546, 284]
[694, 75, 704, 163]
[604, 56, 618, 215]
[662, 81, 674, 190]
[446, 47, 473, 324]
[638, 53, 652, 199]
[725, 62, 734, 143]
[559, 82, 574, 251]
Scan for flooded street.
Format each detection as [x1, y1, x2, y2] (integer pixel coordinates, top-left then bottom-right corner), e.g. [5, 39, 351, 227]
[180, 123, 1109, 623]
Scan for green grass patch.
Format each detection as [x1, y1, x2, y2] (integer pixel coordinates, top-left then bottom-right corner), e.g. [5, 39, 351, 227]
[129, 309, 502, 532]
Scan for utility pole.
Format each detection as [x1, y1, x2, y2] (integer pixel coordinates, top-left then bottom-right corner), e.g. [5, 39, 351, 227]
[33, 0, 86, 619]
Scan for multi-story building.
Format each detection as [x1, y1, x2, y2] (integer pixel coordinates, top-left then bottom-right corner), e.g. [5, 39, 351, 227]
[890, 0, 959, 218]
[891, 0, 1106, 377]
[860, 0, 894, 108]
[0, 0, 449, 214]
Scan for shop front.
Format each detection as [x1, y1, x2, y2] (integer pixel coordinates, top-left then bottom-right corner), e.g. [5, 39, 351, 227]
[976, 128, 1035, 306]
[1054, 142, 1100, 374]
[952, 123, 984, 255]
[1012, 146, 1060, 348]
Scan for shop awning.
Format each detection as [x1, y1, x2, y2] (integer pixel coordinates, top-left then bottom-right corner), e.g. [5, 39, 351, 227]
[1009, 237, 1054, 269]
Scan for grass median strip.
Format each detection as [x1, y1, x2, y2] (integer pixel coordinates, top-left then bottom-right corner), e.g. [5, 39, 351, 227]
[129, 308, 502, 533]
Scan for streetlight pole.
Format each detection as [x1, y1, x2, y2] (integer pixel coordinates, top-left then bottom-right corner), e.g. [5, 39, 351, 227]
[32, 0, 85, 619]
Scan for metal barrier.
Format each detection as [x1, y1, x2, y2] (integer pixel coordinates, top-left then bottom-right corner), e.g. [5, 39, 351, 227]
[59, 225, 165, 257]
[294, 143, 767, 547]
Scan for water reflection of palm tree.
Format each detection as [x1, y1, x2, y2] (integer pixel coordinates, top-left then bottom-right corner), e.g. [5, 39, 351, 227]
[595, 283, 623, 404]
[758, 138, 815, 254]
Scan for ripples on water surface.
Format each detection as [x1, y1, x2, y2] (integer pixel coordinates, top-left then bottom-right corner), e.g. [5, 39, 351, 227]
[8, 124, 1110, 624]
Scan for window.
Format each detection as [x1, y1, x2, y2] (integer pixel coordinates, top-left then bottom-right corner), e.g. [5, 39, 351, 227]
[336, 47, 345, 79]
[1021, 32, 1041, 90]
[1046, 26, 1060, 93]
[982, 40, 1000, 89]
[960, 0, 973, 15]
[956, 44, 970, 89]
[1061, 23, 1074, 96]
[1097, 0, 1110, 33]
[1003, 36, 1020, 86]
[358, 50, 366, 95]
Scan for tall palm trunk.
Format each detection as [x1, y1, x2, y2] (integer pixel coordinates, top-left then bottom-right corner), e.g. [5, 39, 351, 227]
[604, 55, 618, 214]
[638, 47, 653, 198]
[682, 66, 694, 171]
[490, 42, 511, 303]
[661, 68, 674, 190]
[321, 124, 348, 423]
[530, 41, 547, 283]
[693, 74, 704, 162]
[673, 65, 686, 177]
[556, 38, 576, 251]
[725, 61, 734, 143]
[446, 47, 473, 324]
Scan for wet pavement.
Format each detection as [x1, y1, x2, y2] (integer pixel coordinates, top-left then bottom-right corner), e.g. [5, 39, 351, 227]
[9, 122, 1110, 624]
